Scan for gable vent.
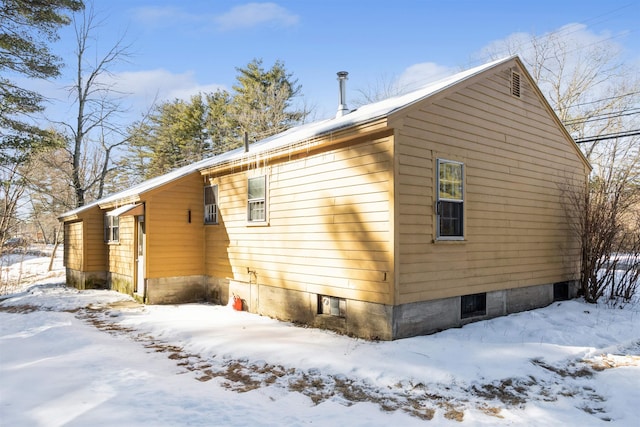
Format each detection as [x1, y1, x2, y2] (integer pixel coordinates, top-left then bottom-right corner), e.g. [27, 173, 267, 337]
[511, 71, 521, 98]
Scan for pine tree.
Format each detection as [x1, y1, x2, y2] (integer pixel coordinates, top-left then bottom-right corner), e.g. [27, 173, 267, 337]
[122, 59, 308, 180]
[0, 0, 84, 165]
[232, 58, 305, 142]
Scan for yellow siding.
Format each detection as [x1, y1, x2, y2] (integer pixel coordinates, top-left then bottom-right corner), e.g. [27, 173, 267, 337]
[62, 205, 107, 272]
[395, 65, 586, 304]
[64, 221, 83, 270]
[83, 206, 107, 271]
[146, 173, 205, 278]
[108, 215, 134, 276]
[205, 136, 394, 305]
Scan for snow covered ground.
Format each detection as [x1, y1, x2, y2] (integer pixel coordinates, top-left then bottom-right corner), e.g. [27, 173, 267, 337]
[1, 250, 639, 426]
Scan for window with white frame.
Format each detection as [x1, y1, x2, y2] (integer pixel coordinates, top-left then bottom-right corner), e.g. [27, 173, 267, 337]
[247, 176, 266, 222]
[104, 214, 119, 243]
[204, 185, 218, 224]
[436, 159, 464, 239]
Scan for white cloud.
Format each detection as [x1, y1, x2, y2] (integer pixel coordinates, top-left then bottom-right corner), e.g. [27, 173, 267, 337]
[131, 3, 299, 33]
[214, 2, 299, 31]
[132, 6, 196, 28]
[396, 62, 457, 93]
[475, 23, 622, 66]
[109, 69, 226, 107]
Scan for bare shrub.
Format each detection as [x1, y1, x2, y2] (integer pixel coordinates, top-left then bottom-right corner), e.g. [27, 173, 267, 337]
[563, 171, 640, 304]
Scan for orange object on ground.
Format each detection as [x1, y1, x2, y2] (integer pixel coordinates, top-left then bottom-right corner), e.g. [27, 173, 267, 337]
[233, 295, 243, 311]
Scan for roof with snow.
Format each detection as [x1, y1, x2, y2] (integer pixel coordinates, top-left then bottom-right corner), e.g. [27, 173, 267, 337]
[59, 56, 516, 220]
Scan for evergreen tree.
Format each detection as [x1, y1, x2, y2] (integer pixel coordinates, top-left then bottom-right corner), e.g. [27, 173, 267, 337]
[127, 95, 209, 180]
[1, 0, 83, 244]
[232, 58, 305, 142]
[0, 0, 84, 165]
[123, 59, 308, 180]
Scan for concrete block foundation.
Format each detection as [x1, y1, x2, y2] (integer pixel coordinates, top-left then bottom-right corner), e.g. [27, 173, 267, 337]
[226, 279, 572, 340]
[146, 275, 207, 304]
[65, 268, 107, 290]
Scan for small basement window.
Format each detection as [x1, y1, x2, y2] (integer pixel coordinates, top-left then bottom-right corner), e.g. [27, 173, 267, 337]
[318, 295, 346, 317]
[553, 281, 570, 301]
[461, 293, 486, 319]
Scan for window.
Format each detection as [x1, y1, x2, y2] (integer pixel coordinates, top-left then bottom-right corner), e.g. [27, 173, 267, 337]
[553, 281, 570, 301]
[247, 176, 266, 222]
[204, 185, 218, 224]
[104, 215, 119, 243]
[318, 295, 346, 317]
[436, 159, 464, 239]
[461, 293, 486, 319]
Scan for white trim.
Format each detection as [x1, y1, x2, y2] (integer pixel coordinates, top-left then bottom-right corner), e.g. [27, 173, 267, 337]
[106, 204, 140, 217]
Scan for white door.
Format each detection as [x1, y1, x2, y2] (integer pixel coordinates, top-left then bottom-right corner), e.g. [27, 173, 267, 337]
[135, 215, 145, 296]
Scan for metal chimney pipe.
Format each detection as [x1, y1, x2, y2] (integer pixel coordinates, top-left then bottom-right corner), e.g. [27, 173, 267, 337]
[244, 131, 249, 152]
[336, 71, 349, 118]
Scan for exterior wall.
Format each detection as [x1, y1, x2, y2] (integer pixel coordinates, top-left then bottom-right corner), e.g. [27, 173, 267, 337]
[63, 205, 108, 290]
[109, 271, 134, 295]
[63, 173, 207, 303]
[394, 63, 587, 311]
[83, 206, 108, 272]
[108, 215, 135, 280]
[145, 173, 205, 281]
[63, 221, 83, 270]
[204, 135, 395, 327]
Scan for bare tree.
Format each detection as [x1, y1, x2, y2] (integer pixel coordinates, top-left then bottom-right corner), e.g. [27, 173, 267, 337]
[58, 3, 132, 208]
[0, 163, 27, 246]
[563, 153, 640, 304]
[351, 73, 404, 107]
[25, 148, 78, 235]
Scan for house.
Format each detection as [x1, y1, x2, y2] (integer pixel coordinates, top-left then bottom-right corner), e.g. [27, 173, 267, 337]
[59, 56, 591, 340]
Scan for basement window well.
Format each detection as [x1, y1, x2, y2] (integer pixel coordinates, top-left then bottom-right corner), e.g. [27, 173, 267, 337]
[318, 295, 346, 317]
[460, 292, 486, 319]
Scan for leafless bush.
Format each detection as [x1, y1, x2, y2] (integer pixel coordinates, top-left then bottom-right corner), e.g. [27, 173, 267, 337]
[563, 171, 640, 304]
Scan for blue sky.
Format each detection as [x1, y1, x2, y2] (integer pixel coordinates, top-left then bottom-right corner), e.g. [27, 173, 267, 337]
[45, 0, 640, 121]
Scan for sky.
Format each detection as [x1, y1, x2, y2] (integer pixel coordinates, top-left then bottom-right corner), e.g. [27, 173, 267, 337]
[1, 251, 639, 426]
[40, 0, 640, 123]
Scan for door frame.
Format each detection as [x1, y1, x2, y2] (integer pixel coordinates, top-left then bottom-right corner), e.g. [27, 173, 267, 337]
[135, 214, 146, 298]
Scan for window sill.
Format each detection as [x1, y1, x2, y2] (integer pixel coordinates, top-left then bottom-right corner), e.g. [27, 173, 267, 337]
[433, 238, 466, 244]
[246, 221, 269, 227]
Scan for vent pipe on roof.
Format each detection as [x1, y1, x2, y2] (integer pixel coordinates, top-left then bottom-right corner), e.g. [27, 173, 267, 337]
[336, 71, 349, 118]
[244, 131, 249, 152]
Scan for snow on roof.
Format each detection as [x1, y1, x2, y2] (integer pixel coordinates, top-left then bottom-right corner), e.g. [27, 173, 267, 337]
[59, 56, 515, 220]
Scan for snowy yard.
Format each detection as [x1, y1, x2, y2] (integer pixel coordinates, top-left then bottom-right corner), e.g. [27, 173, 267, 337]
[1, 250, 639, 426]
